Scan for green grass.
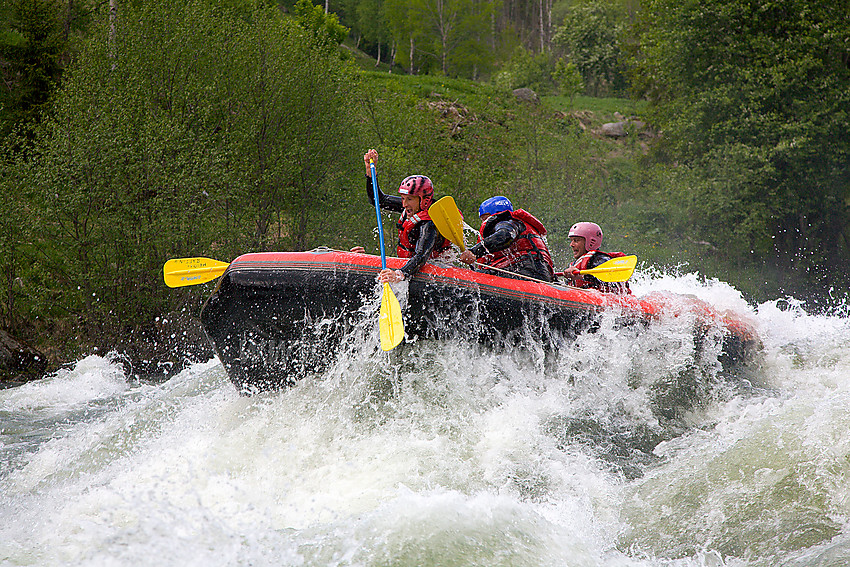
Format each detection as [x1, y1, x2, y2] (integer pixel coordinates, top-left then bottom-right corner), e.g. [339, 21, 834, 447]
[343, 40, 395, 73]
[348, 37, 649, 123]
[357, 70, 651, 141]
[546, 94, 649, 117]
[358, 70, 650, 120]
[359, 70, 503, 103]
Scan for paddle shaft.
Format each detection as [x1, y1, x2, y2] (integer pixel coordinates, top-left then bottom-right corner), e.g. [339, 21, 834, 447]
[168, 266, 227, 277]
[555, 268, 629, 276]
[478, 263, 630, 288]
[474, 262, 552, 284]
[370, 161, 388, 270]
[474, 262, 607, 288]
[369, 160, 405, 351]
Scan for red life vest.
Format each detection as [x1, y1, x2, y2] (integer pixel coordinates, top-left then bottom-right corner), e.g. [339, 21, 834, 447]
[396, 209, 452, 259]
[478, 210, 555, 278]
[569, 250, 631, 293]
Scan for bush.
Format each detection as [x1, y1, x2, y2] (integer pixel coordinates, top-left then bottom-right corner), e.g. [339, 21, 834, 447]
[492, 47, 555, 94]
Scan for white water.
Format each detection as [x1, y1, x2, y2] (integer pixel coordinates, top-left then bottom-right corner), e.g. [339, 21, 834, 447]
[1, 273, 849, 567]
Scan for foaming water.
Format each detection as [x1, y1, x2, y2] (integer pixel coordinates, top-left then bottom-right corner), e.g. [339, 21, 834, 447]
[1, 273, 849, 567]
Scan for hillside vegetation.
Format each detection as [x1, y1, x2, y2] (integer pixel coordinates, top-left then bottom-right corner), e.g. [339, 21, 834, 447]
[350, 70, 798, 296]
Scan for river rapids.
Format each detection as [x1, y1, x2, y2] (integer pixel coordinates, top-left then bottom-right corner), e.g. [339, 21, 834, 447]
[1, 270, 849, 567]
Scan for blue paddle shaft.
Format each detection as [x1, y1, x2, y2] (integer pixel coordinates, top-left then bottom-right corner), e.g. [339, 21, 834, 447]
[370, 162, 388, 270]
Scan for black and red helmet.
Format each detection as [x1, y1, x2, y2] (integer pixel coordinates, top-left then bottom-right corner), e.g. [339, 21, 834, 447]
[397, 175, 434, 209]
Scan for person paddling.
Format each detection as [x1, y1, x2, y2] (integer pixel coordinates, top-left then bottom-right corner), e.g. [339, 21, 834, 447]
[458, 196, 555, 282]
[562, 222, 631, 294]
[350, 149, 451, 283]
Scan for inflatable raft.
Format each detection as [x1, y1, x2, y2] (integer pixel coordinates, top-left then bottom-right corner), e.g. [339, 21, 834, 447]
[198, 248, 761, 394]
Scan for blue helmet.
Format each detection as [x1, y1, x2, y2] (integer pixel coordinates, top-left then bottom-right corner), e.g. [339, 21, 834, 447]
[478, 196, 513, 217]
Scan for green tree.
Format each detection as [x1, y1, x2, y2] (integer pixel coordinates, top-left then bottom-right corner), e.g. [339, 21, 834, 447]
[492, 46, 554, 92]
[628, 0, 850, 290]
[444, 0, 498, 79]
[32, 2, 226, 333]
[293, 0, 349, 49]
[28, 0, 361, 344]
[354, 0, 390, 64]
[0, 139, 35, 334]
[0, 0, 66, 140]
[383, 0, 421, 72]
[381, 0, 497, 77]
[226, 8, 360, 250]
[552, 0, 627, 96]
[553, 57, 583, 101]
[416, 0, 495, 76]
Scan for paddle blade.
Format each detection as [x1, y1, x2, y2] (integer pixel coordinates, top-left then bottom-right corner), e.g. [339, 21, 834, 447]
[429, 196, 466, 251]
[580, 255, 637, 282]
[379, 283, 404, 351]
[163, 257, 230, 288]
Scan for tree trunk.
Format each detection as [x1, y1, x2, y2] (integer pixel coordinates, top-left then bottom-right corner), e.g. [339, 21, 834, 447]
[538, 0, 544, 52]
[3, 254, 14, 332]
[109, 0, 117, 69]
[490, 10, 495, 51]
[63, 0, 73, 41]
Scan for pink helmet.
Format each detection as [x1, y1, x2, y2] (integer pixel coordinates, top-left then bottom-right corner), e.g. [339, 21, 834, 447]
[398, 175, 434, 209]
[569, 222, 603, 250]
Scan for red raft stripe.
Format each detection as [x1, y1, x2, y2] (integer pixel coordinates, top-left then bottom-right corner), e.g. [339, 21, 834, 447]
[227, 250, 648, 317]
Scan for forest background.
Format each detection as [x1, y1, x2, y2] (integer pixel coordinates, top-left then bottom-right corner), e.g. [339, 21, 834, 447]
[1, 0, 848, 378]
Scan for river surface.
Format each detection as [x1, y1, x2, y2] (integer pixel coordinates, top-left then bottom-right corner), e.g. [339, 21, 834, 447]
[1, 271, 849, 566]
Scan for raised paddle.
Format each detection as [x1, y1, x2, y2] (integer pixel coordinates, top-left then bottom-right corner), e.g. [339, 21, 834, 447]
[370, 160, 404, 351]
[429, 196, 466, 251]
[163, 257, 230, 288]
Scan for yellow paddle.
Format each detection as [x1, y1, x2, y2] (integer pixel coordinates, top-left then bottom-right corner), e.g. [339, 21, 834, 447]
[567, 255, 637, 282]
[429, 196, 467, 251]
[162, 246, 404, 350]
[370, 160, 404, 351]
[163, 257, 230, 288]
[427, 197, 636, 282]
